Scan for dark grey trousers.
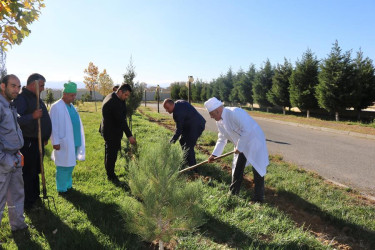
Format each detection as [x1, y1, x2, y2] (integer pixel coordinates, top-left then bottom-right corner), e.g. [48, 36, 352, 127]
[230, 153, 265, 201]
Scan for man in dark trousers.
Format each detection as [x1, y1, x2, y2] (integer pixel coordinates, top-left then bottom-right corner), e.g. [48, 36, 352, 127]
[14, 73, 52, 210]
[101, 83, 136, 183]
[163, 98, 206, 167]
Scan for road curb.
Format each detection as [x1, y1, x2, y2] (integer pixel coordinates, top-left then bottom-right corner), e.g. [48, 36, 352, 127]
[253, 116, 375, 140]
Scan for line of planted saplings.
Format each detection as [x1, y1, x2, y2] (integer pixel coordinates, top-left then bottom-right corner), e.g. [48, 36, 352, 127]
[136, 108, 366, 250]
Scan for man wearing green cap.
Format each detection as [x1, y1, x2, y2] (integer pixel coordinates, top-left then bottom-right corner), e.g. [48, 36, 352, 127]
[49, 82, 85, 194]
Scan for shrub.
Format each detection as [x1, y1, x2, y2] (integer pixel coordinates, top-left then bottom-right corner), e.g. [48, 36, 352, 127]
[127, 139, 204, 249]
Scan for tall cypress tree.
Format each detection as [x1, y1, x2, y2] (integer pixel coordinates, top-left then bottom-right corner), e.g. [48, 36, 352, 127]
[242, 64, 256, 108]
[123, 56, 143, 131]
[170, 82, 182, 100]
[316, 41, 355, 121]
[351, 49, 375, 120]
[229, 68, 245, 105]
[253, 59, 274, 110]
[267, 58, 292, 114]
[289, 49, 319, 117]
[192, 79, 203, 102]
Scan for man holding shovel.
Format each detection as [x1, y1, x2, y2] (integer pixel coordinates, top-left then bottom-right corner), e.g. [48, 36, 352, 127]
[0, 74, 28, 231]
[14, 73, 52, 210]
[204, 97, 269, 202]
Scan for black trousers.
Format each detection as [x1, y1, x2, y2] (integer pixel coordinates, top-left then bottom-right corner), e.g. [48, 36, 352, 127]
[230, 153, 265, 200]
[104, 140, 121, 179]
[179, 126, 204, 167]
[21, 138, 43, 207]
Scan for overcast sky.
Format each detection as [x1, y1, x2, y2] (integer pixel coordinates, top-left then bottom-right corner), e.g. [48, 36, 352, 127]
[6, 0, 375, 88]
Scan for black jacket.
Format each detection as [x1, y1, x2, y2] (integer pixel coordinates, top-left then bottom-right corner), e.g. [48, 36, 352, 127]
[14, 87, 52, 140]
[101, 92, 132, 142]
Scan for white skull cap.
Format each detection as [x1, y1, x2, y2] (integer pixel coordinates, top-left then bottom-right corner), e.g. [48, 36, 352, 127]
[204, 97, 223, 112]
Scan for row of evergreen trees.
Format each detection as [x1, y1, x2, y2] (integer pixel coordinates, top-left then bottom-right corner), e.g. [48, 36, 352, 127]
[170, 41, 375, 121]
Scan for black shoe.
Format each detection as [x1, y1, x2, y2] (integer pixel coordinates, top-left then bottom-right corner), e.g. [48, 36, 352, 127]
[108, 176, 120, 184]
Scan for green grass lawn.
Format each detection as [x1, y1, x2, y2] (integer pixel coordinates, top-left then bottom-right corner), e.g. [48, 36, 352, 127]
[0, 103, 374, 249]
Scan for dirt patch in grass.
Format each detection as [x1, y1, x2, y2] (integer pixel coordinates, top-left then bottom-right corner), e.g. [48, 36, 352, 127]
[138, 108, 373, 250]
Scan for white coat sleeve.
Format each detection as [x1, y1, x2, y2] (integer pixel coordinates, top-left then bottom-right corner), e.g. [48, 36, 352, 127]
[212, 130, 227, 156]
[49, 104, 61, 146]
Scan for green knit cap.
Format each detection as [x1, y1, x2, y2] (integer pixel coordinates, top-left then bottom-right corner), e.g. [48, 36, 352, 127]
[63, 81, 77, 93]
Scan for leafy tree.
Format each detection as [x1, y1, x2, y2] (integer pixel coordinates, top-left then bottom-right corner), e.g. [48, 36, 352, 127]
[267, 58, 292, 114]
[123, 56, 143, 131]
[83, 62, 99, 98]
[179, 85, 188, 100]
[200, 83, 209, 101]
[45, 88, 54, 107]
[210, 79, 220, 99]
[0, 0, 45, 50]
[316, 41, 355, 121]
[241, 64, 256, 108]
[351, 49, 375, 120]
[191, 79, 203, 102]
[127, 140, 204, 250]
[289, 49, 319, 118]
[170, 82, 181, 100]
[229, 69, 244, 105]
[217, 68, 234, 102]
[253, 59, 274, 110]
[98, 69, 114, 96]
[81, 92, 91, 103]
[229, 87, 240, 105]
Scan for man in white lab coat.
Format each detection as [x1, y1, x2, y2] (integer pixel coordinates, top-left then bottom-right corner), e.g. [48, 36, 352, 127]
[50, 82, 85, 194]
[205, 97, 269, 202]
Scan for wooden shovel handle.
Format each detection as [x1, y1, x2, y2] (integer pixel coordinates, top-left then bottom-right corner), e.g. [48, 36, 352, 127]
[179, 150, 236, 174]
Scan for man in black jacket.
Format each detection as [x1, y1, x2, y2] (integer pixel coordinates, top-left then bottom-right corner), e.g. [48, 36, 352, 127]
[14, 73, 52, 210]
[163, 99, 205, 167]
[101, 84, 136, 182]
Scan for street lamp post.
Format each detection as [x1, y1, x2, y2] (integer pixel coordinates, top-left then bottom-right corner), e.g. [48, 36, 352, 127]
[187, 76, 194, 104]
[144, 89, 147, 107]
[156, 84, 160, 113]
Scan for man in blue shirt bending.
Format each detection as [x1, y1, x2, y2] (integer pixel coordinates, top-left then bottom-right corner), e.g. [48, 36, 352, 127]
[163, 99, 206, 168]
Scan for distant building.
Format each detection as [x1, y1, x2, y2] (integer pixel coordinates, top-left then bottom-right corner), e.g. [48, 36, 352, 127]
[40, 89, 104, 101]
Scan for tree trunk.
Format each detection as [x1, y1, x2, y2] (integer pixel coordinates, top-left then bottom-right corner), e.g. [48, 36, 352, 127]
[307, 110, 310, 118]
[335, 111, 339, 121]
[251, 103, 254, 111]
[266, 107, 269, 113]
[282, 107, 286, 115]
[357, 109, 361, 121]
[159, 240, 164, 250]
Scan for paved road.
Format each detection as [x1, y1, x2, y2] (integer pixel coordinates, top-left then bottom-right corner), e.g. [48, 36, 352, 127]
[147, 103, 375, 197]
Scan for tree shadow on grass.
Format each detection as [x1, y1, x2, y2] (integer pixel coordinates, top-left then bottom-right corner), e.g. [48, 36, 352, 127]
[192, 163, 375, 248]
[23, 204, 103, 250]
[62, 189, 145, 249]
[200, 211, 313, 249]
[11, 228, 42, 250]
[272, 190, 375, 249]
